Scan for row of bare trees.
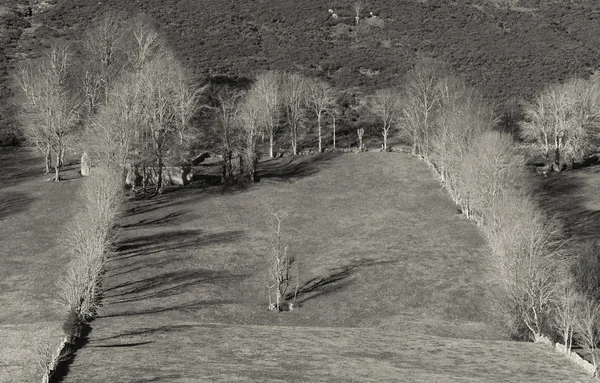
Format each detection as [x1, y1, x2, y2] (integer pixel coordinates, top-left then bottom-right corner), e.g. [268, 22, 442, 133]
[209, 71, 339, 183]
[17, 13, 202, 192]
[396, 60, 600, 373]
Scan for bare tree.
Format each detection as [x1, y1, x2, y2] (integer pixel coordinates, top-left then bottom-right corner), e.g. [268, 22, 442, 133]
[281, 73, 308, 155]
[357, 127, 365, 152]
[486, 192, 564, 340]
[353, 1, 363, 24]
[520, 78, 600, 171]
[266, 210, 296, 311]
[400, 58, 446, 158]
[575, 297, 600, 372]
[238, 87, 263, 182]
[254, 71, 282, 158]
[211, 86, 244, 184]
[456, 131, 527, 224]
[18, 44, 81, 181]
[79, 11, 129, 116]
[554, 275, 581, 354]
[368, 88, 400, 151]
[307, 77, 337, 153]
[84, 69, 144, 175]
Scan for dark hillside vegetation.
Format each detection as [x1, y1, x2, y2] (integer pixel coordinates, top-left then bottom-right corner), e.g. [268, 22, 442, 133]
[2, 0, 600, 140]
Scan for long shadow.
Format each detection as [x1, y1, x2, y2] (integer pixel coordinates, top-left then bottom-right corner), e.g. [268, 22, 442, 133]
[537, 168, 600, 239]
[0, 151, 45, 189]
[0, 191, 35, 220]
[289, 259, 397, 304]
[120, 212, 184, 229]
[256, 152, 342, 182]
[103, 268, 242, 303]
[99, 298, 234, 318]
[109, 229, 245, 263]
[50, 323, 92, 383]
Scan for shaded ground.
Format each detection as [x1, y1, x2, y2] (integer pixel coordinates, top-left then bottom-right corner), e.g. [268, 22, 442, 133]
[538, 165, 600, 241]
[55, 152, 592, 382]
[0, 150, 82, 382]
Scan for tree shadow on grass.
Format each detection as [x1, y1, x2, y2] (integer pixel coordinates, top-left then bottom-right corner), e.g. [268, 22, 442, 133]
[50, 323, 92, 383]
[537, 168, 600, 239]
[255, 152, 342, 182]
[0, 152, 45, 189]
[289, 259, 397, 304]
[0, 191, 34, 220]
[109, 229, 245, 262]
[120, 212, 184, 229]
[103, 268, 242, 304]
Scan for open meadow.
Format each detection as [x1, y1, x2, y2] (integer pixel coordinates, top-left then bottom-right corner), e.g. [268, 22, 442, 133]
[0, 151, 81, 382]
[57, 152, 591, 382]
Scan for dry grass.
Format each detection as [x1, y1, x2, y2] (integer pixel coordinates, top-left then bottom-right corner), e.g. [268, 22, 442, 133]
[61, 320, 592, 383]
[55, 152, 590, 381]
[0, 150, 83, 382]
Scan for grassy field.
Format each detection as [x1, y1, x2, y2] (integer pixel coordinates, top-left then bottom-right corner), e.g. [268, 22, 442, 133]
[58, 152, 590, 381]
[0, 150, 81, 383]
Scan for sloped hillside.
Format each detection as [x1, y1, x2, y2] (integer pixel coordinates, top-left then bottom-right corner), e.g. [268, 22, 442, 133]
[3, 0, 600, 137]
[56, 152, 590, 382]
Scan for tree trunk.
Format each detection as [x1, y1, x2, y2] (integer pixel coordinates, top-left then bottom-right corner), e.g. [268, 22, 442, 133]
[553, 137, 561, 172]
[155, 158, 164, 195]
[332, 115, 336, 149]
[292, 124, 297, 155]
[58, 148, 65, 168]
[54, 157, 60, 182]
[382, 127, 387, 152]
[412, 139, 418, 156]
[317, 113, 322, 153]
[45, 146, 52, 174]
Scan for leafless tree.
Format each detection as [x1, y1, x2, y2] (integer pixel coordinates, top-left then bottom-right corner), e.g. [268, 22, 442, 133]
[353, 1, 363, 24]
[79, 11, 129, 116]
[486, 192, 564, 340]
[368, 88, 400, 151]
[456, 131, 527, 224]
[553, 275, 581, 354]
[400, 58, 446, 158]
[266, 210, 296, 311]
[211, 86, 244, 184]
[307, 77, 337, 153]
[281, 73, 308, 155]
[254, 71, 282, 158]
[520, 78, 600, 171]
[575, 297, 600, 372]
[238, 87, 263, 182]
[357, 127, 365, 151]
[18, 44, 81, 181]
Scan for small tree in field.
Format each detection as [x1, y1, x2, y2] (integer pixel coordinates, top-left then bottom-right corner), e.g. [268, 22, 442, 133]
[307, 77, 337, 153]
[266, 210, 296, 311]
[19, 44, 81, 180]
[357, 127, 365, 151]
[368, 88, 400, 151]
